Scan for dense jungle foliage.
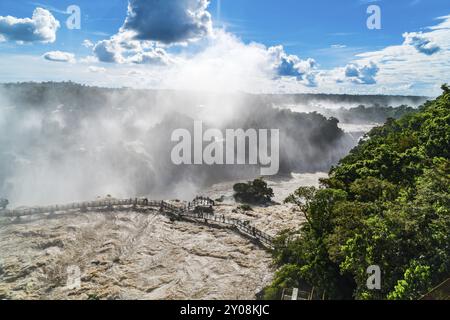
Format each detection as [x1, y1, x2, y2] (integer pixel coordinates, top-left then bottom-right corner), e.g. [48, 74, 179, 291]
[266, 85, 450, 300]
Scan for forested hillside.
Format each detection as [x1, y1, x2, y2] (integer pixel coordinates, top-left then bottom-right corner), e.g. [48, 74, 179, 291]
[266, 85, 450, 300]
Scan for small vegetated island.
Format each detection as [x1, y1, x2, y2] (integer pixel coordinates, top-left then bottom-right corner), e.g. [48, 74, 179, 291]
[265, 85, 450, 300]
[233, 178, 274, 205]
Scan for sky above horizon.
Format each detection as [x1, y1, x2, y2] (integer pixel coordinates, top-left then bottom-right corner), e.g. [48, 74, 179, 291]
[0, 0, 449, 96]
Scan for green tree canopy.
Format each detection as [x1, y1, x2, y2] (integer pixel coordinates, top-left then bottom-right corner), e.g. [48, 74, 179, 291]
[266, 86, 450, 300]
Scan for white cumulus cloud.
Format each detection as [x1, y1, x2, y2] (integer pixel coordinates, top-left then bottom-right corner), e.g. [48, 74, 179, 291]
[93, 32, 171, 65]
[82, 39, 94, 48]
[268, 45, 318, 87]
[122, 0, 212, 44]
[343, 61, 379, 85]
[43, 51, 75, 63]
[88, 66, 106, 73]
[0, 8, 60, 43]
[403, 32, 440, 55]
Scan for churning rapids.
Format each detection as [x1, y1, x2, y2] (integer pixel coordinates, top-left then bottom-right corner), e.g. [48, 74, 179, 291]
[0, 173, 325, 300]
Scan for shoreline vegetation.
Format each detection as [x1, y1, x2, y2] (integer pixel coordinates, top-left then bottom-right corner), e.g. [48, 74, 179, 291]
[265, 85, 450, 300]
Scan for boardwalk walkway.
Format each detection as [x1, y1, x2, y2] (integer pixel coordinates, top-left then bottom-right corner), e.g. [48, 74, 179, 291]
[0, 197, 275, 250]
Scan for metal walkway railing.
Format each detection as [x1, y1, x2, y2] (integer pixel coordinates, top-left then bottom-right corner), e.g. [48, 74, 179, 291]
[0, 197, 274, 250]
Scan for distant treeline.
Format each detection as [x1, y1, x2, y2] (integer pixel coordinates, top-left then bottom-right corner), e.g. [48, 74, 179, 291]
[0, 81, 427, 109]
[260, 92, 428, 108]
[321, 104, 417, 124]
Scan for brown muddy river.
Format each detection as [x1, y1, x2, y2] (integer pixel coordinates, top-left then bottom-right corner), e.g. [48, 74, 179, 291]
[0, 173, 326, 300]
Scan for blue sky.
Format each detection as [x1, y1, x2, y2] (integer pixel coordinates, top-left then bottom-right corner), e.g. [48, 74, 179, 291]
[214, 0, 449, 67]
[0, 0, 449, 95]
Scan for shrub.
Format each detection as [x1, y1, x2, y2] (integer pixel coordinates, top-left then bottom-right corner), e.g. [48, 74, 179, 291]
[238, 204, 253, 211]
[233, 178, 274, 204]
